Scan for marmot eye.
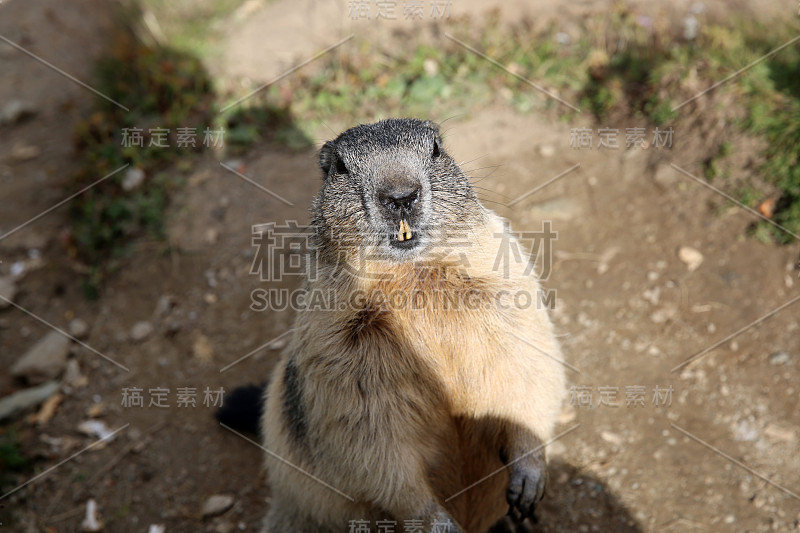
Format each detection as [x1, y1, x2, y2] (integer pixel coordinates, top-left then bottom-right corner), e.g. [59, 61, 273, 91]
[336, 158, 348, 174]
[432, 141, 440, 158]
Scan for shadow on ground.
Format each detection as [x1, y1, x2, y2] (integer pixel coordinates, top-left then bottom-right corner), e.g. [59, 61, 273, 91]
[536, 460, 642, 532]
[487, 459, 642, 532]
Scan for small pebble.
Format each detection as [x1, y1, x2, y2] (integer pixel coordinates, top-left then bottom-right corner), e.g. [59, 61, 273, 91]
[81, 499, 104, 531]
[769, 351, 790, 365]
[11, 331, 70, 384]
[130, 321, 154, 342]
[678, 246, 703, 271]
[86, 403, 106, 418]
[193, 334, 214, 363]
[650, 307, 675, 324]
[733, 419, 759, 442]
[69, 318, 90, 339]
[77, 419, 116, 442]
[155, 294, 177, 317]
[601, 430, 624, 446]
[268, 337, 288, 350]
[64, 359, 88, 388]
[122, 167, 145, 191]
[423, 58, 439, 76]
[10, 143, 41, 161]
[539, 144, 556, 157]
[643, 287, 660, 305]
[764, 423, 795, 443]
[201, 495, 235, 518]
[0, 100, 36, 124]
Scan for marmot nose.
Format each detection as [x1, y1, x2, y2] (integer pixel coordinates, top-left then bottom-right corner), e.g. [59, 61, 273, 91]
[378, 185, 420, 213]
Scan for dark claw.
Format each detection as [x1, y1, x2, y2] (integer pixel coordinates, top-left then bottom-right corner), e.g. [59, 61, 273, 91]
[506, 463, 547, 522]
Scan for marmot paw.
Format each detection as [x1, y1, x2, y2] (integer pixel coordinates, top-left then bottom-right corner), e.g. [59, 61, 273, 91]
[506, 461, 546, 521]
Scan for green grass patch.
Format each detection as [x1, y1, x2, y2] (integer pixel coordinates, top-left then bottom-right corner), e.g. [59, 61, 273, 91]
[69, 2, 800, 274]
[137, 0, 248, 57]
[0, 431, 28, 472]
[268, 16, 586, 124]
[68, 26, 217, 296]
[589, 12, 800, 242]
[223, 103, 312, 153]
[741, 33, 800, 243]
[0, 429, 29, 497]
[67, 11, 302, 296]
[217, 8, 800, 244]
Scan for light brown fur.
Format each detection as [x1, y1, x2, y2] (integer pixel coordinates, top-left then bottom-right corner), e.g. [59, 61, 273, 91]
[261, 211, 565, 533]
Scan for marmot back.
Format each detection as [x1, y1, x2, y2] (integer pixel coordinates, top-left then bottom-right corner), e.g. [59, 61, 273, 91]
[230, 118, 566, 533]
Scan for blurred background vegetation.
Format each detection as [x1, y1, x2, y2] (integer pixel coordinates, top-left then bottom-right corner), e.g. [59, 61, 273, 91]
[67, 0, 800, 296]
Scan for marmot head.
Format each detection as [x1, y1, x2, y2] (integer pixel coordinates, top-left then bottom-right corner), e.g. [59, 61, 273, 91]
[312, 118, 482, 268]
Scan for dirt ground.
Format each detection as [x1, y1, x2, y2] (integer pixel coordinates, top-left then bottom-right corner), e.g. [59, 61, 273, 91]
[1, 0, 799, 532]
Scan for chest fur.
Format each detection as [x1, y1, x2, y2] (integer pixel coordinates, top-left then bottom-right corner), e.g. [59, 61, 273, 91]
[343, 269, 520, 406]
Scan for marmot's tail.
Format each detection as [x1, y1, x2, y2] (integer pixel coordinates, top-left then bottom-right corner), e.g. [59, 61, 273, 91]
[215, 383, 267, 436]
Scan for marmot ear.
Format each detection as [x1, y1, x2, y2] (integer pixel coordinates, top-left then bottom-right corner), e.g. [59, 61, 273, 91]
[319, 141, 335, 177]
[422, 120, 442, 143]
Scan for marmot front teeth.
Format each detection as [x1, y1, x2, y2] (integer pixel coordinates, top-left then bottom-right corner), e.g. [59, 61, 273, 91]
[397, 219, 413, 242]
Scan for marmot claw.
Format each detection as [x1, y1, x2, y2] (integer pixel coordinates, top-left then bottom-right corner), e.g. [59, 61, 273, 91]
[506, 461, 547, 521]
